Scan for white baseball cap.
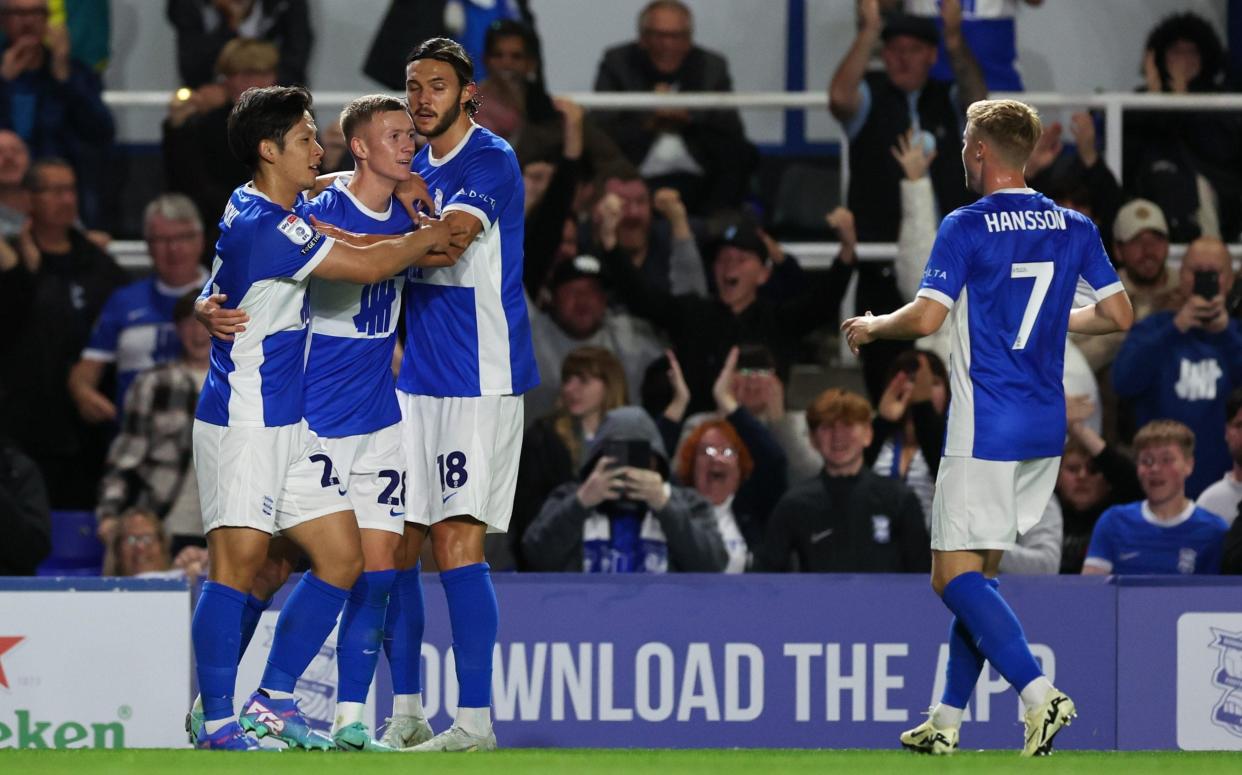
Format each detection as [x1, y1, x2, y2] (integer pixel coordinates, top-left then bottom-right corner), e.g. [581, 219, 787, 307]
[1113, 199, 1169, 243]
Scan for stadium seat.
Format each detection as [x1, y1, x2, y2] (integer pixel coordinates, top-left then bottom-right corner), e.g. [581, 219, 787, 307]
[35, 510, 105, 576]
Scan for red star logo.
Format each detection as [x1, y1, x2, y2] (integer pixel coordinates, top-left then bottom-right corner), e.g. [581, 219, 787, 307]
[0, 636, 24, 688]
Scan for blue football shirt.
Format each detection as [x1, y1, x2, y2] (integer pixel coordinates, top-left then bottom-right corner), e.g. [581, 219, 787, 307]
[195, 184, 335, 428]
[917, 189, 1123, 460]
[398, 123, 539, 398]
[301, 179, 412, 438]
[82, 272, 206, 408]
[1084, 500, 1227, 574]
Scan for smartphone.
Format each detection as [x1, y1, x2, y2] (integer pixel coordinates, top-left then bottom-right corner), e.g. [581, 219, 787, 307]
[1194, 270, 1220, 300]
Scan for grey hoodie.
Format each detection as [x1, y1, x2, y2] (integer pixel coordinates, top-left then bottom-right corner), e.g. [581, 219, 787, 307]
[521, 407, 728, 572]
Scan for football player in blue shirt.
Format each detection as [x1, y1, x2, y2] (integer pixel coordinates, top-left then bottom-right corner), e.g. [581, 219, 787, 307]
[379, 38, 538, 753]
[188, 85, 463, 751]
[843, 99, 1134, 756]
[1084, 420, 1227, 575]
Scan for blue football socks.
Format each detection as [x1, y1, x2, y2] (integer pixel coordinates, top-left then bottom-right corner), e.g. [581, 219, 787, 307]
[939, 577, 999, 710]
[384, 564, 426, 697]
[336, 569, 397, 703]
[441, 562, 498, 708]
[941, 572, 1042, 693]
[192, 581, 247, 722]
[259, 572, 350, 693]
[238, 593, 273, 662]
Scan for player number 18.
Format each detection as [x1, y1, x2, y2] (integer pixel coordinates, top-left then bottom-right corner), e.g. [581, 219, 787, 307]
[1010, 261, 1054, 350]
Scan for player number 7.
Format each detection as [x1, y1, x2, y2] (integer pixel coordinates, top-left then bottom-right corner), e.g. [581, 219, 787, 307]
[1011, 261, 1054, 350]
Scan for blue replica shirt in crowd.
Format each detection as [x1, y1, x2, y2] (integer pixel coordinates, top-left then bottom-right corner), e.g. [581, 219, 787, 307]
[81, 272, 206, 408]
[398, 123, 539, 397]
[917, 189, 1123, 461]
[1084, 500, 1227, 574]
[300, 179, 411, 438]
[907, 0, 1024, 91]
[195, 183, 335, 428]
[1112, 312, 1242, 498]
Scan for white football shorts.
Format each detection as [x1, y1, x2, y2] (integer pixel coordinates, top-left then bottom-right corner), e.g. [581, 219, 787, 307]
[194, 419, 351, 535]
[305, 422, 406, 535]
[398, 392, 523, 534]
[930, 455, 1060, 551]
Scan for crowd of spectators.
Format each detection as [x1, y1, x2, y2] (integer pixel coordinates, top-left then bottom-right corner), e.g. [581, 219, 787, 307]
[1, 0, 1241, 579]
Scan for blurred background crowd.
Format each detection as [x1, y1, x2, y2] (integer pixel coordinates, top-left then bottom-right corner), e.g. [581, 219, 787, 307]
[1, 0, 1240, 582]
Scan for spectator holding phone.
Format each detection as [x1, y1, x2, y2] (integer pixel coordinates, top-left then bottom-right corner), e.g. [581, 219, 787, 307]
[1114, 237, 1242, 497]
[521, 406, 727, 573]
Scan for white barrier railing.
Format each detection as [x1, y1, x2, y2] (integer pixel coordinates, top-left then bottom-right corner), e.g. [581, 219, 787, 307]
[110, 239, 1240, 272]
[104, 88, 1242, 188]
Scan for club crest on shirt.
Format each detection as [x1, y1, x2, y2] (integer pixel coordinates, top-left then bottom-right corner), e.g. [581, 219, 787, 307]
[871, 515, 891, 544]
[433, 188, 444, 216]
[277, 214, 314, 245]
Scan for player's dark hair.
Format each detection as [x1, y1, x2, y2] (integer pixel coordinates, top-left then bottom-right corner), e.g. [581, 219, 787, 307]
[339, 94, 410, 142]
[406, 37, 480, 118]
[227, 85, 314, 172]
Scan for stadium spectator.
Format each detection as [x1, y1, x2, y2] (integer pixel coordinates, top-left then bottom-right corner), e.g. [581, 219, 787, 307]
[1113, 236, 1242, 498]
[588, 171, 707, 297]
[888, 127, 947, 360]
[317, 118, 350, 174]
[724, 345, 820, 485]
[0, 0, 114, 227]
[67, 194, 208, 425]
[1125, 12, 1242, 242]
[866, 349, 947, 526]
[512, 346, 630, 569]
[1056, 396, 1142, 574]
[96, 291, 209, 554]
[755, 388, 930, 573]
[592, 0, 757, 213]
[478, 21, 624, 176]
[163, 38, 277, 240]
[883, 0, 1041, 91]
[167, 0, 312, 88]
[674, 419, 756, 573]
[599, 216, 855, 416]
[1083, 420, 1227, 575]
[1070, 199, 1176, 375]
[0, 128, 29, 236]
[666, 347, 788, 572]
[1197, 388, 1242, 526]
[1224, 509, 1242, 574]
[524, 254, 665, 421]
[0, 157, 124, 508]
[1025, 112, 1125, 251]
[829, 0, 985, 242]
[0, 430, 49, 575]
[104, 507, 172, 577]
[522, 406, 728, 573]
[997, 498, 1063, 575]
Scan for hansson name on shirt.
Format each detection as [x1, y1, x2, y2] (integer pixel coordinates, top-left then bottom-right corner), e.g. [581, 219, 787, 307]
[983, 210, 1067, 233]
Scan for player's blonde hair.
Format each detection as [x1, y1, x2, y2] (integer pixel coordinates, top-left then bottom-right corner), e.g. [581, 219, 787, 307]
[965, 99, 1042, 167]
[1133, 419, 1196, 460]
[806, 388, 873, 432]
[338, 94, 409, 142]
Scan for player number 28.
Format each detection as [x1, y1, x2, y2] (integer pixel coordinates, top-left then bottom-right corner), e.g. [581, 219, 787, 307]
[1010, 261, 1054, 351]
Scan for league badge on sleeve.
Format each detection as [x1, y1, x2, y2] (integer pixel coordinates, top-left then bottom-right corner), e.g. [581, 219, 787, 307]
[278, 214, 315, 246]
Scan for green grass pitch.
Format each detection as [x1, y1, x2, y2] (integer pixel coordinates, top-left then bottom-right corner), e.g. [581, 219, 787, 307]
[3, 749, 1239, 775]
